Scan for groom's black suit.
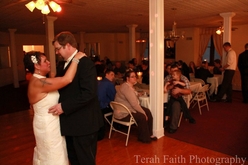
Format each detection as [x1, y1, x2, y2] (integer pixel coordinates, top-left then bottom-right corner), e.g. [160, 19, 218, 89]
[56, 56, 104, 165]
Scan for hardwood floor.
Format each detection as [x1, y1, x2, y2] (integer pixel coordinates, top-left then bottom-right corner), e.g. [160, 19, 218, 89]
[0, 110, 247, 165]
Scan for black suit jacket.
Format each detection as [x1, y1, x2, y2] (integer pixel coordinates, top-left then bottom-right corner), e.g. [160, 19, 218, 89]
[56, 56, 104, 136]
[195, 67, 213, 84]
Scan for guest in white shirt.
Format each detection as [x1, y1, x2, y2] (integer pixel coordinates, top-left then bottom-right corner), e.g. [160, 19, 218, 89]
[212, 42, 237, 103]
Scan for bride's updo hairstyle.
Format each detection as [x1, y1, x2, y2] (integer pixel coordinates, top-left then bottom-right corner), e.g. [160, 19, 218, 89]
[23, 51, 45, 74]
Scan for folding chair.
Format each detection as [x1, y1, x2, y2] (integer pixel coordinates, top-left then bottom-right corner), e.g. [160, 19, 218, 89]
[178, 112, 183, 127]
[190, 84, 210, 115]
[193, 78, 211, 99]
[104, 112, 113, 126]
[109, 101, 138, 146]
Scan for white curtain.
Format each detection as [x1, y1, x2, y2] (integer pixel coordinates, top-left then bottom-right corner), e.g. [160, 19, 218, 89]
[198, 28, 211, 65]
[213, 33, 223, 59]
[198, 28, 223, 65]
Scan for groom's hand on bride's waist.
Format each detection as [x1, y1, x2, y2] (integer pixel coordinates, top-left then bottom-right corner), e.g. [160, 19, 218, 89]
[48, 103, 64, 116]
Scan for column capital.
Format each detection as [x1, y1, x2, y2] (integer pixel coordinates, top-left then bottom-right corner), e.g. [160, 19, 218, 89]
[220, 12, 236, 18]
[126, 24, 138, 29]
[8, 29, 17, 33]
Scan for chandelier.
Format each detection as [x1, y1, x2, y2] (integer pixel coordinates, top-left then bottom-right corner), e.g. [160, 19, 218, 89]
[165, 8, 185, 42]
[25, 0, 61, 15]
[216, 26, 224, 35]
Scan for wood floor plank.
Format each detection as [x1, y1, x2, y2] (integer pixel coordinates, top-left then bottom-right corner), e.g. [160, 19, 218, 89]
[0, 110, 247, 165]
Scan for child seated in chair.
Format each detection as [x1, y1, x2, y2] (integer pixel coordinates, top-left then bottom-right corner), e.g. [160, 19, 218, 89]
[166, 70, 186, 99]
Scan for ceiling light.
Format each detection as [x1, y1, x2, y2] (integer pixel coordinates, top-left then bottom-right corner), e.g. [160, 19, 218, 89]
[41, 5, 50, 15]
[35, 0, 45, 10]
[49, 1, 61, 12]
[25, 0, 61, 15]
[25, 1, 36, 12]
[136, 29, 147, 43]
[216, 26, 224, 35]
[136, 39, 146, 43]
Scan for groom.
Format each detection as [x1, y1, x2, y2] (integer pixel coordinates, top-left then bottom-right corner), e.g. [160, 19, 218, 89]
[49, 31, 103, 165]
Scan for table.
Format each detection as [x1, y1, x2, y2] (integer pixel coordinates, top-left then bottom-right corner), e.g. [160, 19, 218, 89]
[139, 96, 150, 109]
[189, 81, 202, 93]
[139, 82, 202, 109]
[207, 75, 223, 95]
[115, 77, 123, 85]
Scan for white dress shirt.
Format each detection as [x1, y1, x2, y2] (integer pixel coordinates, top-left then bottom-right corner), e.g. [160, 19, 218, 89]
[64, 50, 78, 69]
[225, 48, 237, 70]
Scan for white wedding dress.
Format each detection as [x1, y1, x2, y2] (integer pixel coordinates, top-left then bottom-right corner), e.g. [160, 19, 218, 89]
[32, 74, 68, 165]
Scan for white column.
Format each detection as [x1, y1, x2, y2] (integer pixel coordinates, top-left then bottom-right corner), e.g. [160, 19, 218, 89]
[220, 12, 235, 66]
[126, 24, 138, 60]
[149, 0, 164, 138]
[45, 16, 57, 77]
[8, 29, 19, 88]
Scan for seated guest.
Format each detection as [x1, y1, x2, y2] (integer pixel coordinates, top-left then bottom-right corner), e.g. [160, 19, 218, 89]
[213, 59, 222, 75]
[113, 61, 126, 77]
[104, 56, 113, 69]
[195, 61, 213, 84]
[114, 70, 157, 143]
[178, 60, 190, 80]
[95, 59, 105, 77]
[165, 70, 186, 99]
[140, 60, 149, 85]
[127, 60, 138, 72]
[164, 63, 195, 133]
[188, 61, 197, 81]
[164, 63, 171, 78]
[131, 58, 139, 71]
[188, 61, 197, 75]
[97, 69, 116, 140]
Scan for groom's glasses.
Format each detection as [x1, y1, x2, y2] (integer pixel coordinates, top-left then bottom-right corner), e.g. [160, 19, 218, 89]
[55, 46, 63, 51]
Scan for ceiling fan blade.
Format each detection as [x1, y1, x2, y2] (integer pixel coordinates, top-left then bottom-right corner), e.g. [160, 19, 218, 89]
[54, 0, 73, 3]
[1, 0, 29, 8]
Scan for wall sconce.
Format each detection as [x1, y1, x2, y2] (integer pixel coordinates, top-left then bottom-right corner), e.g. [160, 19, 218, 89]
[25, 0, 61, 15]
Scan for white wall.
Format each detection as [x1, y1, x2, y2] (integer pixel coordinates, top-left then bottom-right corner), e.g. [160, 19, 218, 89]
[0, 24, 247, 88]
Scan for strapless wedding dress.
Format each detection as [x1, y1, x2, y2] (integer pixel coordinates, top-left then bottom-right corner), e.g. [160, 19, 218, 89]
[32, 74, 68, 165]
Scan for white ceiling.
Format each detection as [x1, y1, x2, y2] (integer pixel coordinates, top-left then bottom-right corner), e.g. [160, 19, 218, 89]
[0, 0, 248, 35]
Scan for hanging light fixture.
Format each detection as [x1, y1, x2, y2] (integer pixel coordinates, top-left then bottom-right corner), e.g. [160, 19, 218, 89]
[165, 8, 185, 42]
[216, 26, 224, 35]
[136, 29, 147, 43]
[25, 0, 61, 15]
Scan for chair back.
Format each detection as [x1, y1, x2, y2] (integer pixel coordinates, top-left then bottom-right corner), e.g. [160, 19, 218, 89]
[109, 101, 137, 146]
[190, 84, 210, 115]
[191, 84, 209, 102]
[198, 84, 209, 93]
[110, 101, 137, 125]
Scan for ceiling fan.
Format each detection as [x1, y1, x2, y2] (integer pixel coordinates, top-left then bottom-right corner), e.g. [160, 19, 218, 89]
[1, 0, 72, 9]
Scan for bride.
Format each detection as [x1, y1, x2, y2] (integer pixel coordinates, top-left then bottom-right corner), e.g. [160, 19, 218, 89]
[23, 51, 85, 165]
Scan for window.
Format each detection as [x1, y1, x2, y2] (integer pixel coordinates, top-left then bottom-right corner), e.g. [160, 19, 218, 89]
[202, 35, 221, 66]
